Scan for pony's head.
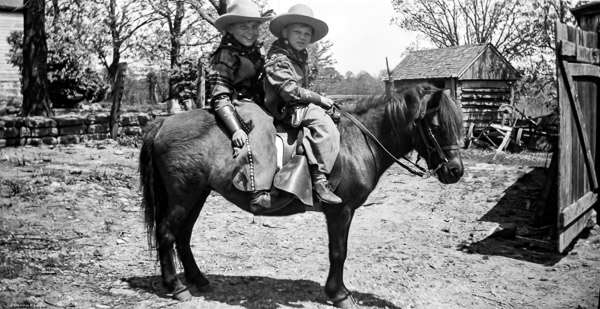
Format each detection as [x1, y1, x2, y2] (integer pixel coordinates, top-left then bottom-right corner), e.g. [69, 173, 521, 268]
[407, 85, 464, 184]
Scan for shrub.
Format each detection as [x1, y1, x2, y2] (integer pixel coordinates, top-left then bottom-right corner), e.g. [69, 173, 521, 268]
[7, 30, 109, 109]
[170, 57, 201, 105]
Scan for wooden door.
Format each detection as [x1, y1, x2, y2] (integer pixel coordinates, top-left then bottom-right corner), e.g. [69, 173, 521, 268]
[555, 21, 599, 252]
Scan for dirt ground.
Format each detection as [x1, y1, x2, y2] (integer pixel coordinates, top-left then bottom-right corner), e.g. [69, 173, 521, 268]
[0, 141, 598, 309]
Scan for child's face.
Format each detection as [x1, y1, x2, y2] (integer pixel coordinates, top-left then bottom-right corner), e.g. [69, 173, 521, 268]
[227, 21, 261, 47]
[282, 23, 313, 51]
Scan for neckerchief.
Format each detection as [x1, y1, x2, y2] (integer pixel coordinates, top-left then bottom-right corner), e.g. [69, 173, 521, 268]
[268, 38, 308, 68]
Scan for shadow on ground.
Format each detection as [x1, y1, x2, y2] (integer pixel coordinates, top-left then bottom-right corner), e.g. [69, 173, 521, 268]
[465, 167, 567, 266]
[126, 273, 401, 309]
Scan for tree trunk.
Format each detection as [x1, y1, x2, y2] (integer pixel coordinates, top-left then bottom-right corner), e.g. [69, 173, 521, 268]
[21, 0, 53, 117]
[168, 1, 184, 99]
[106, 0, 120, 84]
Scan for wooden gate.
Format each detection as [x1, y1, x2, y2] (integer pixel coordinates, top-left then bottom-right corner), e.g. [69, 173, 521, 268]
[555, 20, 599, 253]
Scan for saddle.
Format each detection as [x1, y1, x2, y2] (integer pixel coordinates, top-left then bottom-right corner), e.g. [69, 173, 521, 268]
[272, 123, 342, 208]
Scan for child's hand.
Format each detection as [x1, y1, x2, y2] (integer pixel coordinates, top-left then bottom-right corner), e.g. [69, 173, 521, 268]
[232, 129, 247, 148]
[319, 96, 334, 110]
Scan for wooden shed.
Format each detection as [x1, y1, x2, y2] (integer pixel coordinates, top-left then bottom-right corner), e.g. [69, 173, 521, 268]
[0, 0, 23, 101]
[388, 43, 519, 134]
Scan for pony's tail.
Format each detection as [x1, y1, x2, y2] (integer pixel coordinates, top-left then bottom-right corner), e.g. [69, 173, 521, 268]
[139, 117, 167, 253]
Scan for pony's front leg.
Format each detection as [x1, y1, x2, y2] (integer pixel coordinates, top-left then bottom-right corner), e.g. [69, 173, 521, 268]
[324, 206, 357, 309]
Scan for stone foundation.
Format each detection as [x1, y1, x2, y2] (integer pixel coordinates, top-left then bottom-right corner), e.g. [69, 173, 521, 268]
[0, 112, 153, 148]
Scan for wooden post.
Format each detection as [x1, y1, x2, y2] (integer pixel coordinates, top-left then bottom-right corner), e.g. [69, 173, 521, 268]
[148, 71, 157, 105]
[195, 59, 206, 109]
[110, 63, 127, 140]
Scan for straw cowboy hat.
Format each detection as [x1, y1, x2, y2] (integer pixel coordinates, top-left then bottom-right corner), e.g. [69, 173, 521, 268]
[214, 0, 272, 32]
[269, 4, 329, 43]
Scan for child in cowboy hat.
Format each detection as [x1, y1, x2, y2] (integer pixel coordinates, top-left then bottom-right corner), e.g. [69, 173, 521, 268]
[208, 0, 278, 213]
[263, 4, 342, 205]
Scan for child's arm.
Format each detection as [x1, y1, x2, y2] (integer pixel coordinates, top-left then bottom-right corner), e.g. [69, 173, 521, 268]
[208, 50, 248, 148]
[265, 57, 332, 110]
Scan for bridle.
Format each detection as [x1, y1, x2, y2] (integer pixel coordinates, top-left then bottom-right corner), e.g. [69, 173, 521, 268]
[333, 100, 459, 179]
[413, 106, 461, 177]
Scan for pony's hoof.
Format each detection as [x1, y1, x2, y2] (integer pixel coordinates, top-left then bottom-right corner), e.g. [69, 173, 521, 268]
[173, 287, 192, 301]
[333, 294, 358, 308]
[196, 283, 214, 293]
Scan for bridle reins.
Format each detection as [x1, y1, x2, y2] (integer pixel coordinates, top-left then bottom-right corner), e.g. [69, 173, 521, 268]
[332, 101, 459, 179]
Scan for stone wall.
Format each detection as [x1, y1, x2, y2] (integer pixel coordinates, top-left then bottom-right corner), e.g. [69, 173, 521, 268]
[0, 112, 152, 148]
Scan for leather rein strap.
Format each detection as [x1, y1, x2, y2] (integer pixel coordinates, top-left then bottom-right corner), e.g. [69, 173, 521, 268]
[333, 102, 429, 178]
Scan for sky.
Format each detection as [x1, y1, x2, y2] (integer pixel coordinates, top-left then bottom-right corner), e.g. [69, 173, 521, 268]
[267, 0, 420, 77]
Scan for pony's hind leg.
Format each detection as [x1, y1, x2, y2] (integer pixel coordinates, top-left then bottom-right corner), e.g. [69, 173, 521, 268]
[176, 190, 212, 293]
[156, 220, 191, 301]
[156, 190, 208, 301]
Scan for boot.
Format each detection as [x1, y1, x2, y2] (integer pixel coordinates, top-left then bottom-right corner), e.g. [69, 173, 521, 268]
[250, 190, 271, 213]
[250, 189, 295, 214]
[310, 166, 342, 204]
[313, 179, 342, 204]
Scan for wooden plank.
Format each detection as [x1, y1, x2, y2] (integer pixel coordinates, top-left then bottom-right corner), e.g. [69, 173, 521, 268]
[559, 57, 598, 190]
[458, 80, 511, 89]
[195, 59, 207, 109]
[461, 93, 509, 100]
[558, 39, 600, 65]
[461, 99, 510, 109]
[560, 191, 598, 227]
[559, 39, 577, 57]
[558, 209, 594, 252]
[460, 88, 510, 94]
[556, 21, 573, 222]
[577, 44, 600, 64]
[568, 62, 600, 78]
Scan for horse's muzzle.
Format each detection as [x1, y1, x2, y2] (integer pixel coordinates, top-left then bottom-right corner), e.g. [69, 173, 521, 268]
[436, 155, 464, 184]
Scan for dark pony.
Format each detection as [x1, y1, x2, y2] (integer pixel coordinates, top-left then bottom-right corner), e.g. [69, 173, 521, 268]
[139, 84, 464, 308]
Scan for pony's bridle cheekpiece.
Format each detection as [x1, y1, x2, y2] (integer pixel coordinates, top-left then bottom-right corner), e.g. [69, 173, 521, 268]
[414, 106, 460, 177]
[333, 101, 457, 179]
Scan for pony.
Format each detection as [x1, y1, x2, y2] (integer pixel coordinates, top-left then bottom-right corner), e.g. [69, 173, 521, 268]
[139, 84, 464, 308]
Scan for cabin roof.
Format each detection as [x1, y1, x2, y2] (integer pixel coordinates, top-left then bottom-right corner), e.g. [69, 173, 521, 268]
[390, 43, 517, 81]
[0, 0, 23, 11]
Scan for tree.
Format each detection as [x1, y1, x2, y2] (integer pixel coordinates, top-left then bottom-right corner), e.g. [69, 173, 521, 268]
[391, 0, 545, 61]
[21, 0, 53, 117]
[312, 67, 343, 95]
[392, 0, 577, 112]
[94, 0, 159, 83]
[143, 0, 240, 99]
[307, 40, 336, 88]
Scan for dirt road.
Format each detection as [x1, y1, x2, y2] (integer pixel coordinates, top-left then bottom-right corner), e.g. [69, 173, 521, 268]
[0, 142, 598, 308]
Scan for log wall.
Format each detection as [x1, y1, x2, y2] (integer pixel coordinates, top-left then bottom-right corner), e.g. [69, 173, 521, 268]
[458, 80, 513, 132]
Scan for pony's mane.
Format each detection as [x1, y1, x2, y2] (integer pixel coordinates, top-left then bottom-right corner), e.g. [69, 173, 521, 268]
[340, 83, 462, 141]
[424, 87, 464, 140]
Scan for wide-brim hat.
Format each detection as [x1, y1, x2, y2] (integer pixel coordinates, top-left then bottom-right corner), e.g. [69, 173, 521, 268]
[214, 0, 272, 32]
[269, 4, 328, 43]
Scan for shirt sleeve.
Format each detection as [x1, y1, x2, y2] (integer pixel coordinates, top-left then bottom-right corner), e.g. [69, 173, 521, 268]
[207, 49, 240, 110]
[264, 56, 303, 107]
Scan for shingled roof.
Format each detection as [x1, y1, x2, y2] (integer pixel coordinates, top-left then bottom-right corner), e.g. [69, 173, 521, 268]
[0, 0, 23, 11]
[391, 43, 514, 80]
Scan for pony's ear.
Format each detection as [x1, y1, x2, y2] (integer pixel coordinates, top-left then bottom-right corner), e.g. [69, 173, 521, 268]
[443, 89, 451, 97]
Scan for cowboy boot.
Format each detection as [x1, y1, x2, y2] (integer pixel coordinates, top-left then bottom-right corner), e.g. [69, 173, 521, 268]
[250, 190, 271, 213]
[310, 168, 342, 204]
[250, 189, 295, 214]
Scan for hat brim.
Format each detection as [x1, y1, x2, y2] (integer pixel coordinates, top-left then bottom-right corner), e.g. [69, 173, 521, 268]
[269, 14, 328, 43]
[214, 15, 272, 32]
